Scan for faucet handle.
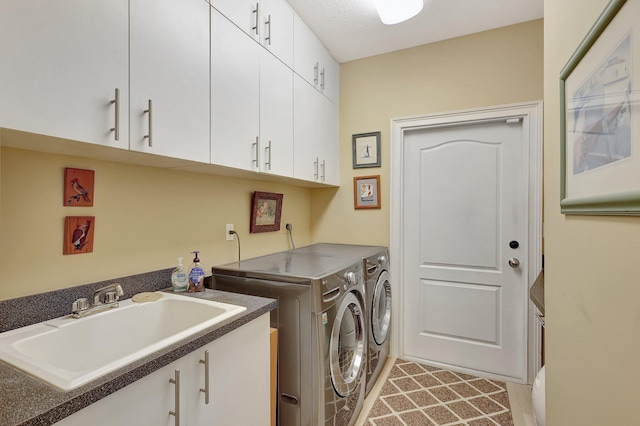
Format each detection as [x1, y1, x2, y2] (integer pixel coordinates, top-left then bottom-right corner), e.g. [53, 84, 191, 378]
[72, 298, 89, 313]
[113, 283, 124, 297]
[104, 291, 118, 304]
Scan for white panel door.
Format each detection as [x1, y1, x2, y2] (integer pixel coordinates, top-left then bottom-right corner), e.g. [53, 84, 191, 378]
[209, 0, 259, 41]
[260, 49, 294, 177]
[0, 0, 128, 149]
[403, 119, 528, 381]
[293, 75, 319, 182]
[130, 0, 210, 162]
[260, 0, 294, 68]
[211, 8, 260, 170]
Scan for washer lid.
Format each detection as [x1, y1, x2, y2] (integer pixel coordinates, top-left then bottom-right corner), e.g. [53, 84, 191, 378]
[213, 251, 356, 282]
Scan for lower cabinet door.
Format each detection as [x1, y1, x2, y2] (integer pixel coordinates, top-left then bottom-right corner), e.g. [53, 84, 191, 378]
[54, 359, 186, 426]
[187, 313, 270, 426]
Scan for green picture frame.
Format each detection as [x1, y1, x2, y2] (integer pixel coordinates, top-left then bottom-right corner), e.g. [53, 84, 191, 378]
[560, 0, 640, 215]
[352, 132, 381, 168]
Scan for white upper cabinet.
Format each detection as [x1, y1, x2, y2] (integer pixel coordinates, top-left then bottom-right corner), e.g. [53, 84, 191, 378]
[260, 49, 294, 176]
[0, 0, 129, 149]
[210, 0, 260, 41]
[129, 0, 210, 163]
[293, 75, 320, 182]
[293, 74, 339, 185]
[292, 14, 339, 104]
[211, 8, 261, 171]
[318, 95, 339, 185]
[259, 0, 294, 68]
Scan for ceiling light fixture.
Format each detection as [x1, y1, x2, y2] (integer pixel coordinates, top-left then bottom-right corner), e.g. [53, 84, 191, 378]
[374, 0, 424, 25]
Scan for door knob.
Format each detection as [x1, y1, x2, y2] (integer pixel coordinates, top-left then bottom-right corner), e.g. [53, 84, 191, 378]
[508, 258, 520, 268]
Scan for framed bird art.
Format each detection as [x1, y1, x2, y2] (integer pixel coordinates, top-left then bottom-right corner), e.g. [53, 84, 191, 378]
[63, 216, 95, 255]
[64, 168, 94, 207]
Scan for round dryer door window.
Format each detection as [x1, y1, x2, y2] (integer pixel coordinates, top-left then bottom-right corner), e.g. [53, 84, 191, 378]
[372, 270, 392, 345]
[329, 291, 365, 398]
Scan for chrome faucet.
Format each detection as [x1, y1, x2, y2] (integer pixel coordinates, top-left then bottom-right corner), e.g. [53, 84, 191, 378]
[72, 283, 124, 318]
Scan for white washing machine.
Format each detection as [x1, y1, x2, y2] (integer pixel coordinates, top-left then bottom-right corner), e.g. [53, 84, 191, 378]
[293, 244, 392, 396]
[212, 250, 366, 426]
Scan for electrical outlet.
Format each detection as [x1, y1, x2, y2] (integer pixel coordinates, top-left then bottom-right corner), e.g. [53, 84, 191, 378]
[225, 223, 234, 241]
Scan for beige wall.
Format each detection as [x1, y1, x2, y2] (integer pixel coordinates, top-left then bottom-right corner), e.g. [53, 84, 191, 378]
[544, 0, 640, 424]
[311, 20, 544, 247]
[0, 140, 312, 300]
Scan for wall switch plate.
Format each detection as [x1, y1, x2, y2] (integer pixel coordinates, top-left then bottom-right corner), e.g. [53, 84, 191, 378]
[225, 223, 234, 241]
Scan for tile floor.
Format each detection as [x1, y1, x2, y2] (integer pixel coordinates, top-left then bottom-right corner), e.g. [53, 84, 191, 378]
[355, 358, 536, 426]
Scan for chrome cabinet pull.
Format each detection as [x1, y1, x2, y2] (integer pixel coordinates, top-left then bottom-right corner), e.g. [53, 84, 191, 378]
[265, 14, 272, 45]
[109, 88, 120, 141]
[169, 369, 180, 426]
[252, 136, 259, 167]
[252, 3, 259, 35]
[199, 350, 210, 405]
[265, 140, 272, 170]
[321, 159, 326, 181]
[313, 157, 319, 180]
[320, 68, 325, 91]
[143, 99, 153, 147]
[313, 62, 319, 86]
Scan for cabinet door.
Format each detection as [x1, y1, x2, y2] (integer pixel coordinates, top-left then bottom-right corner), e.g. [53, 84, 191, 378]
[260, 0, 294, 68]
[260, 50, 294, 177]
[210, 0, 259, 41]
[54, 359, 186, 426]
[319, 48, 340, 104]
[0, 0, 128, 149]
[293, 15, 322, 89]
[293, 75, 320, 182]
[318, 97, 340, 185]
[130, 0, 210, 163]
[187, 314, 270, 426]
[211, 9, 260, 170]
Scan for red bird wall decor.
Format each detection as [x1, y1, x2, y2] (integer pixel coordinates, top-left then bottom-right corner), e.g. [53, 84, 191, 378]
[63, 168, 94, 207]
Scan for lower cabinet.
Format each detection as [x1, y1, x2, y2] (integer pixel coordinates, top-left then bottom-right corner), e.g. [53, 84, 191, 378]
[55, 313, 270, 426]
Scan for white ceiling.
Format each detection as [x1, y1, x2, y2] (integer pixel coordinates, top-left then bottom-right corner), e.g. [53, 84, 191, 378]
[284, 0, 544, 63]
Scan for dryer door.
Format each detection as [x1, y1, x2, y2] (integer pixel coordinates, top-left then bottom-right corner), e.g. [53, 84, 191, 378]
[329, 291, 365, 397]
[372, 270, 392, 345]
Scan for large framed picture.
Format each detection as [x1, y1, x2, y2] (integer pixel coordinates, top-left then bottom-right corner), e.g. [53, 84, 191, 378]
[352, 132, 381, 168]
[353, 175, 381, 209]
[560, 0, 640, 215]
[250, 191, 283, 233]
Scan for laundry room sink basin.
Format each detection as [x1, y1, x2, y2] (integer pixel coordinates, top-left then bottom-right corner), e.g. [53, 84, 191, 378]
[0, 292, 246, 391]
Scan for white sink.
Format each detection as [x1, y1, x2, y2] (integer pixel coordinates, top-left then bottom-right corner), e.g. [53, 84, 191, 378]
[0, 292, 246, 391]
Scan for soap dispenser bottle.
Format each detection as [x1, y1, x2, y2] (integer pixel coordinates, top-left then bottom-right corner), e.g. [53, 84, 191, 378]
[171, 257, 188, 293]
[188, 251, 205, 293]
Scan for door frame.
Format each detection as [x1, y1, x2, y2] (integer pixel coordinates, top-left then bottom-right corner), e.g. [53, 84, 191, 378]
[389, 101, 543, 383]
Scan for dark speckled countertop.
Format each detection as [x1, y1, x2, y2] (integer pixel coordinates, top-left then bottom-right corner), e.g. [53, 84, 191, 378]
[0, 277, 276, 426]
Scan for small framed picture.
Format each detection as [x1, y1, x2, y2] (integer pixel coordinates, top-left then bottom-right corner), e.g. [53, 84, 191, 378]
[63, 216, 95, 255]
[250, 191, 284, 233]
[354, 175, 381, 209]
[64, 168, 94, 207]
[352, 132, 381, 168]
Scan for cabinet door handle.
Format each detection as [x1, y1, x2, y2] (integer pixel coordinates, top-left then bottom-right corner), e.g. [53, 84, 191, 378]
[109, 88, 120, 141]
[265, 140, 272, 170]
[320, 68, 325, 91]
[199, 350, 210, 405]
[313, 62, 319, 86]
[252, 3, 259, 35]
[143, 99, 153, 147]
[313, 157, 319, 180]
[169, 369, 181, 426]
[252, 136, 259, 168]
[321, 159, 325, 181]
[265, 14, 272, 45]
